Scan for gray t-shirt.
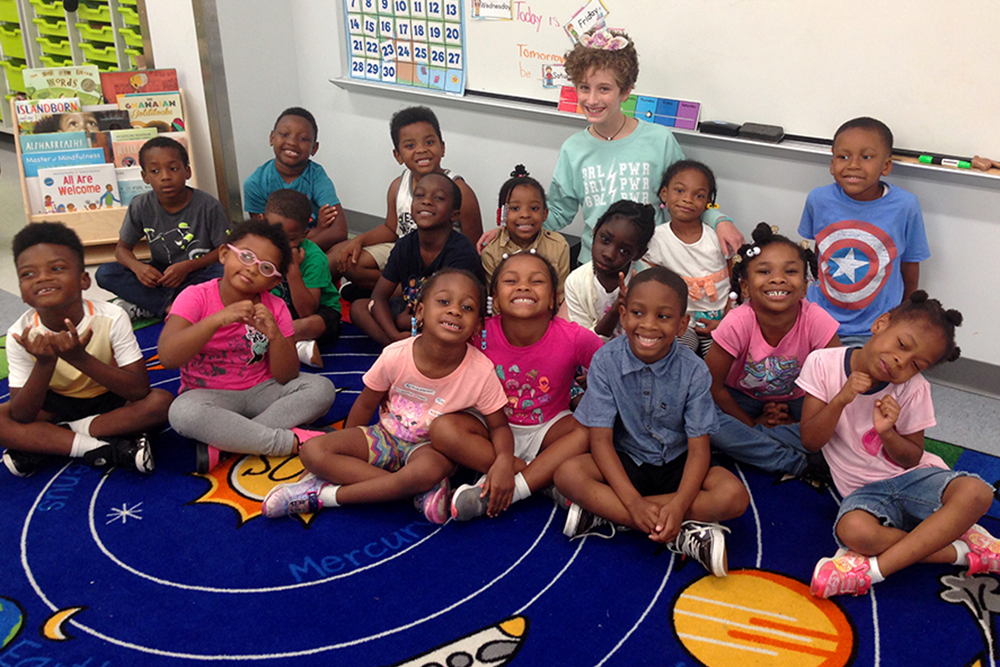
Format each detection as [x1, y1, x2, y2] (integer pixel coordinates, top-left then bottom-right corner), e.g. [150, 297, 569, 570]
[119, 188, 230, 268]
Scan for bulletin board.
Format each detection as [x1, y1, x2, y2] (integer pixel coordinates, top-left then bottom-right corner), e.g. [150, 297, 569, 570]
[460, 0, 999, 158]
[345, 0, 467, 95]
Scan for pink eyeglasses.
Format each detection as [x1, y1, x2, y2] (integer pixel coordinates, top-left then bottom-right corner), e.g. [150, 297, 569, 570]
[226, 244, 282, 278]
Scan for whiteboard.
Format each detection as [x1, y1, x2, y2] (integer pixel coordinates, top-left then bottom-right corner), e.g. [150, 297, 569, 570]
[464, 0, 1000, 158]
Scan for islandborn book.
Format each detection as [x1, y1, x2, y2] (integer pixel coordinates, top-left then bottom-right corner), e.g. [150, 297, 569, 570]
[118, 91, 184, 133]
[37, 163, 120, 213]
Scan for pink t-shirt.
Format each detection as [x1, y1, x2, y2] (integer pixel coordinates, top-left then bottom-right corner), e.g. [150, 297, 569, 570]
[477, 316, 603, 425]
[169, 279, 295, 392]
[796, 347, 944, 498]
[363, 337, 508, 443]
[714, 301, 839, 402]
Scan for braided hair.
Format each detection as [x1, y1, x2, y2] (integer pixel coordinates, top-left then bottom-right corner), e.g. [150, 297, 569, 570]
[729, 222, 818, 306]
[887, 291, 963, 364]
[497, 164, 546, 226]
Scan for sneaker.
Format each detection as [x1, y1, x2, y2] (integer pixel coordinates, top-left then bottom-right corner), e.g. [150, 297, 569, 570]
[562, 502, 616, 540]
[415, 478, 451, 524]
[668, 520, 730, 577]
[84, 434, 154, 474]
[195, 443, 224, 474]
[811, 549, 871, 598]
[114, 298, 157, 322]
[296, 340, 323, 368]
[961, 524, 1000, 575]
[3, 448, 57, 478]
[262, 475, 328, 518]
[451, 482, 489, 521]
[542, 485, 570, 509]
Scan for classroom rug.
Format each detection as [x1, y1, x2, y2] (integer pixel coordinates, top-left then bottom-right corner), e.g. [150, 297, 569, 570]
[2, 322, 1000, 667]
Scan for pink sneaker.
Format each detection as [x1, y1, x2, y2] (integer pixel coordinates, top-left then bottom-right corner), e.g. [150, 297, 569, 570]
[961, 524, 1000, 575]
[262, 476, 328, 518]
[414, 478, 451, 525]
[811, 549, 871, 598]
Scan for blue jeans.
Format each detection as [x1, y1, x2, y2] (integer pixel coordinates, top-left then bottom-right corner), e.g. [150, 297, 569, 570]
[95, 261, 224, 318]
[710, 390, 808, 476]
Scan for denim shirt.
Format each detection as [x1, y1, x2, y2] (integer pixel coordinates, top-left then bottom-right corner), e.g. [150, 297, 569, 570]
[576, 336, 718, 466]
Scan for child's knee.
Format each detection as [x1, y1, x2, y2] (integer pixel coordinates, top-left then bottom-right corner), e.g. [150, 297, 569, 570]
[947, 475, 995, 516]
[835, 510, 881, 553]
[142, 389, 174, 422]
[553, 454, 590, 491]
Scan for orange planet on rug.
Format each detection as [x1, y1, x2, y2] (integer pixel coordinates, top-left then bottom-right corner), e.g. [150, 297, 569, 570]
[672, 569, 856, 667]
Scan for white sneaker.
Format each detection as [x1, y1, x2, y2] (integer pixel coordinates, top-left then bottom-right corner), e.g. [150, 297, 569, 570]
[296, 340, 322, 368]
[668, 520, 729, 577]
[114, 298, 156, 321]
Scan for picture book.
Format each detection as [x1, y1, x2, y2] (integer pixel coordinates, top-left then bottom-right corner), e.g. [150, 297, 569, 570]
[82, 104, 132, 130]
[22, 147, 107, 214]
[118, 92, 184, 133]
[15, 97, 82, 134]
[20, 131, 89, 154]
[38, 163, 121, 213]
[110, 127, 158, 143]
[100, 69, 178, 104]
[23, 66, 103, 106]
[116, 167, 151, 206]
[112, 139, 147, 168]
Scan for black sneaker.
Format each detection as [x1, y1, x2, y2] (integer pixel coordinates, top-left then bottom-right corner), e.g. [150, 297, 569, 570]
[3, 448, 57, 478]
[562, 502, 616, 540]
[84, 434, 154, 474]
[668, 520, 729, 577]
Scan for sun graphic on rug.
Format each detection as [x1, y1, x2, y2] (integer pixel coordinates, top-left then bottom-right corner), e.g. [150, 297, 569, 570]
[190, 419, 345, 527]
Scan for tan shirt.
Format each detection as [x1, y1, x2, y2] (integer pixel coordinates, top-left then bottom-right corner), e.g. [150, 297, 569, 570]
[481, 227, 571, 304]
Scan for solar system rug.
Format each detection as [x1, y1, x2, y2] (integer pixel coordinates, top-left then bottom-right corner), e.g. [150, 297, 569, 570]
[2, 322, 1000, 667]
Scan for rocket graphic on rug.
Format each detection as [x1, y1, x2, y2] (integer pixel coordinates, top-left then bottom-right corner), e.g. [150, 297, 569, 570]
[388, 616, 528, 667]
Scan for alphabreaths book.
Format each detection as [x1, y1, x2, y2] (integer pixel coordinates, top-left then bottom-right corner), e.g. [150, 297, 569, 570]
[118, 91, 184, 133]
[38, 163, 121, 213]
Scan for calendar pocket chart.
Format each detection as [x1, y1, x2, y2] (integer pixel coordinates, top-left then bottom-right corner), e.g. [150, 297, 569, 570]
[346, 0, 466, 95]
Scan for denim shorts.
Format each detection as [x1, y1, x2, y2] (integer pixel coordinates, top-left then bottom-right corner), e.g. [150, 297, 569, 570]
[834, 466, 986, 547]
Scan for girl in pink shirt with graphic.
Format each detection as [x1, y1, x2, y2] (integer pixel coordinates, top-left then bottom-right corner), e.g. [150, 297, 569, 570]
[263, 269, 512, 525]
[431, 252, 603, 521]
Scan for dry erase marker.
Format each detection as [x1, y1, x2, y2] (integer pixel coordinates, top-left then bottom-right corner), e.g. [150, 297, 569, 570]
[918, 155, 972, 169]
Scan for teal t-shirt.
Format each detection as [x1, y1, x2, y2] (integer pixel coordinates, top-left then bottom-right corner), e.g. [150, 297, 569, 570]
[271, 238, 341, 314]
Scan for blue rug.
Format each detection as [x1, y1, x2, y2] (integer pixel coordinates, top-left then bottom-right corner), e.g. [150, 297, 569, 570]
[1, 322, 999, 666]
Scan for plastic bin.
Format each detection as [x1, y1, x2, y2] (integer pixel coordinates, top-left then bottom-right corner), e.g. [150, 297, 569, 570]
[0, 58, 26, 92]
[77, 3, 110, 22]
[124, 46, 142, 68]
[0, 0, 20, 23]
[81, 60, 116, 72]
[39, 53, 72, 67]
[118, 26, 142, 48]
[79, 40, 116, 63]
[117, 0, 135, 5]
[29, 0, 65, 19]
[117, 5, 138, 26]
[0, 25, 24, 59]
[32, 17, 69, 38]
[76, 22, 114, 42]
[36, 35, 72, 57]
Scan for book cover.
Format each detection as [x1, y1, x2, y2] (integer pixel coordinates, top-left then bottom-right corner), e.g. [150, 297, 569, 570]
[38, 163, 121, 213]
[20, 131, 89, 154]
[100, 69, 178, 104]
[87, 131, 114, 163]
[23, 66, 103, 106]
[15, 97, 82, 134]
[23, 147, 107, 214]
[82, 104, 132, 130]
[112, 139, 148, 168]
[116, 167, 152, 206]
[110, 127, 158, 142]
[118, 92, 184, 133]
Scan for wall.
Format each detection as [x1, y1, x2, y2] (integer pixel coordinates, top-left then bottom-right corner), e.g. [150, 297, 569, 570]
[216, 0, 1000, 366]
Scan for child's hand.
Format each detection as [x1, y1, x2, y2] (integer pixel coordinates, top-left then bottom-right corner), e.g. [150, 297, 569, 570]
[476, 228, 500, 254]
[755, 402, 794, 427]
[48, 319, 92, 363]
[251, 303, 281, 339]
[615, 271, 630, 308]
[650, 501, 685, 544]
[291, 245, 306, 268]
[317, 204, 338, 230]
[160, 263, 191, 288]
[218, 300, 256, 327]
[836, 371, 871, 405]
[482, 455, 515, 517]
[12, 326, 56, 363]
[135, 263, 164, 288]
[625, 496, 665, 535]
[873, 395, 901, 436]
[336, 237, 364, 272]
[694, 319, 721, 336]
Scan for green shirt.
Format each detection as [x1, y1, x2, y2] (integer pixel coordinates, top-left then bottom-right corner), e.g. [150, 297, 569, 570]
[271, 238, 341, 314]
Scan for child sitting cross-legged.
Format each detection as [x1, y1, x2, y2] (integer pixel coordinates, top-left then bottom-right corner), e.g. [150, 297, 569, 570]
[1, 223, 173, 477]
[262, 269, 512, 525]
[263, 189, 342, 368]
[554, 267, 749, 577]
[799, 292, 1000, 598]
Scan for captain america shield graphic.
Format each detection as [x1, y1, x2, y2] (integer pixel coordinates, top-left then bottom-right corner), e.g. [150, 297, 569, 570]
[815, 220, 897, 310]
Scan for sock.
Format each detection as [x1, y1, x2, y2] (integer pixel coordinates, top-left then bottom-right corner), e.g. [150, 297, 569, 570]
[65, 415, 97, 436]
[70, 433, 107, 458]
[318, 484, 341, 508]
[867, 556, 885, 584]
[953, 539, 971, 565]
[512, 472, 531, 503]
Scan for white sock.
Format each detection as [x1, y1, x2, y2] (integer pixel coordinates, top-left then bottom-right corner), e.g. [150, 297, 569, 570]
[953, 539, 971, 565]
[65, 415, 97, 436]
[867, 556, 885, 584]
[70, 433, 107, 458]
[512, 472, 531, 503]
[318, 484, 341, 508]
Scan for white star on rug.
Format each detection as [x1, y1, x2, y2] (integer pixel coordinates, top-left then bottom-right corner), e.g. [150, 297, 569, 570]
[830, 249, 869, 282]
[106, 502, 144, 525]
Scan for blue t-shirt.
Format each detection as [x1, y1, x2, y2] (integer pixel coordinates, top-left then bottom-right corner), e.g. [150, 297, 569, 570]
[574, 336, 718, 466]
[243, 159, 340, 221]
[798, 182, 930, 337]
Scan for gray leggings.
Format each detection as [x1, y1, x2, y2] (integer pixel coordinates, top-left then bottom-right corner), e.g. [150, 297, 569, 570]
[168, 375, 337, 456]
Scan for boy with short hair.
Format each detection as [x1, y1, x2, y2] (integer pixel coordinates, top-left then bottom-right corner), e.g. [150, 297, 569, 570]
[349, 172, 484, 346]
[2, 222, 173, 478]
[96, 136, 230, 320]
[264, 189, 342, 368]
[554, 267, 749, 577]
[244, 107, 347, 252]
[329, 106, 483, 292]
[799, 117, 930, 345]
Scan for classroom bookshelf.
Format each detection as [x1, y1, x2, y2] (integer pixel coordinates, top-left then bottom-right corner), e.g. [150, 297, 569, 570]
[11, 87, 194, 265]
[0, 0, 147, 133]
